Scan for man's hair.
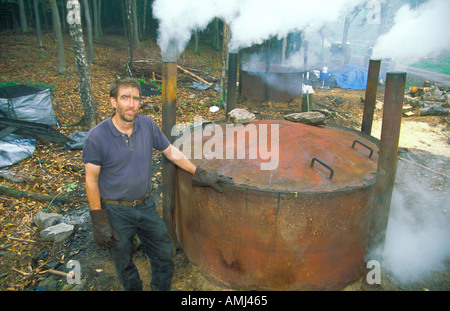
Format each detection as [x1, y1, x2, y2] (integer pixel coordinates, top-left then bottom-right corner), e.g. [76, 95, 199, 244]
[110, 77, 141, 99]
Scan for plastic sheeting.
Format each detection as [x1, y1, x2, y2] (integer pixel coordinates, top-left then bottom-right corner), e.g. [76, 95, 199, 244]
[0, 134, 35, 168]
[329, 64, 370, 90]
[65, 131, 87, 150]
[0, 85, 58, 167]
[0, 85, 58, 126]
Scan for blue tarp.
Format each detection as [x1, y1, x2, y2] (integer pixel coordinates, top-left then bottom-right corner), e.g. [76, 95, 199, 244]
[328, 64, 370, 90]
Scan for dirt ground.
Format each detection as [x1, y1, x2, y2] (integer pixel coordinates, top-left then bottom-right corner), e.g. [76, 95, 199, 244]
[0, 31, 449, 292]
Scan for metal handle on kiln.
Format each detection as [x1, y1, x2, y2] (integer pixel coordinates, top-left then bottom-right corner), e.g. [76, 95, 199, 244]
[310, 157, 334, 180]
[352, 140, 373, 158]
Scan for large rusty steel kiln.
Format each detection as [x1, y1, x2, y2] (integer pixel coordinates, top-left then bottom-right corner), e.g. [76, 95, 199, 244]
[162, 55, 404, 290]
[174, 119, 380, 290]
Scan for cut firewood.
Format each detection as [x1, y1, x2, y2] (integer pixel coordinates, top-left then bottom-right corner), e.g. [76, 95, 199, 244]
[177, 64, 213, 86]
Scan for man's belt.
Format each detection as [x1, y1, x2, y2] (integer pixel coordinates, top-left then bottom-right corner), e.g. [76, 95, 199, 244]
[102, 195, 150, 207]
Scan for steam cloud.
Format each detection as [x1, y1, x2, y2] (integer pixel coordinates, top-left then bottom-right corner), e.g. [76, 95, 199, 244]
[152, 0, 365, 61]
[372, 0, 450, 61]
[379, 164, 450, 285]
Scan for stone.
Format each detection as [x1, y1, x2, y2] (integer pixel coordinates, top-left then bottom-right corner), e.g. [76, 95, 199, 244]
[284, 111, 326, 126]
[34, 211, 63, 230]
[40, 223, 74, 243]
[199, 97, 211, 107]
[228, 108, 255, 124]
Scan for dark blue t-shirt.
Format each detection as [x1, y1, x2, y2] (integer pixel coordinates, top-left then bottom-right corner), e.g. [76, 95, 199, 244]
[82, 115, 170, 201]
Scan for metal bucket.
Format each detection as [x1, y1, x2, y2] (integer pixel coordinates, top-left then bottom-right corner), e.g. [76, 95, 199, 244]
[175, 120, 380, 290]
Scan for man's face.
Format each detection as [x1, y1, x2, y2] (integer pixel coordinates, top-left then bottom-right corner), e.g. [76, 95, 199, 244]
[111, 86, 140, 122]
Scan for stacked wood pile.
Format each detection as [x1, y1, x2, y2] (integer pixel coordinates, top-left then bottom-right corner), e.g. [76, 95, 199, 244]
[403, 81, 450, 117]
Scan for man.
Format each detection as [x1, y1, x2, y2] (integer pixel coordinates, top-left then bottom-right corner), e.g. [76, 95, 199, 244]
[83, 77, 231, 291]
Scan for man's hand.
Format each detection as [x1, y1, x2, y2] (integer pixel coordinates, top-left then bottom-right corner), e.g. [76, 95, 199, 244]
[89, 209, 120, 248]
[192, 167, 233, 193]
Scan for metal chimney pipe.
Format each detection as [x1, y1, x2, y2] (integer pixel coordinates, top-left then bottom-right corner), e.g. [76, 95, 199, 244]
[162, 61, 177, 239]
[368, 72, 406, 258]
[361, 59, 381, 135]
[226, 52, 238, 118]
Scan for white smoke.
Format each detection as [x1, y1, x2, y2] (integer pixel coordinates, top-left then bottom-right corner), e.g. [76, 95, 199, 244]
[372, 0, 450, 62]
[152, 0, 366, 61]
[152, 0, 240, 61]
[226, 0, 364, 52]
[379, 162, 450, 285]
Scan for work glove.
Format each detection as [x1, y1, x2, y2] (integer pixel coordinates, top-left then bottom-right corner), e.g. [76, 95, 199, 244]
[89, 209, 120, 248]
[192, 167, 233, 193]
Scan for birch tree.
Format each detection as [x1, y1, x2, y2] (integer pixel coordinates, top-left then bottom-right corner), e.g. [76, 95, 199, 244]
[66, 0, 98, 128]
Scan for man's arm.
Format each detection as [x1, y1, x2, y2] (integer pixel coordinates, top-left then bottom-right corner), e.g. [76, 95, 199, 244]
[85, 162, 119, 248]
[162, 144, 197, 175]
[162, 144, 233, 193]
[85, 162, 102, 210]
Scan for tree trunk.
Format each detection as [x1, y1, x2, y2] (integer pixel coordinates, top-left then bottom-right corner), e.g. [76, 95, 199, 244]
[125, 0, 134, 75]
[60, 0, 67, 33]
[51, 0, 66, 75]
[131, 0, 140, 49]
[66, 0, 98, 128]
[33, 0, 43, 48]
[92, 0, 99, 39]
[42, 2, 49, 31]
[194, 29, 199, 55]
[341, 6, 363, 66]
[98, 0, 103, 37]
[213, 18, 220, 51]
[281, 36, 287, 64]
[219, 21, 228, 103]
[18, 0, 29, 33]
[26, 0, 34, 29]
[122, 1, 127, 37]
[82, 0, 94, 64]
[341, 14, 350, 66]
[141, 0, 147, 41]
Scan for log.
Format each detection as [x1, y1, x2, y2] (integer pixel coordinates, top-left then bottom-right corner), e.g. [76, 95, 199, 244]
[7, 236, 36, 243]
[0, 186, 88, 205]
[0, 173, 35, 183]
[40, 269, 69, 278]
[177, 64, 213, 86]
[133, 59, 214, 85]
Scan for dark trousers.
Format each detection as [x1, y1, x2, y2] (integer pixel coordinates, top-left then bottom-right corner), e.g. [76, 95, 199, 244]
[103, 199, 174, 291]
